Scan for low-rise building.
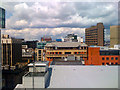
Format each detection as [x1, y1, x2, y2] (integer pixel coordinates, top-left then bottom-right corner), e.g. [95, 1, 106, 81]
[22, 46, 34, 65]
[36, 41, 51, 61]
[45, 42, 88, 64]
[15, 64, 118, 88]
[15, 61, 50, 89]
[86, 46, 120, 65]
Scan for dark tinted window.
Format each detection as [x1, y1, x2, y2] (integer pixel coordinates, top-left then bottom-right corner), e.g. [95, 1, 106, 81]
[65, 52, 71, 54]
[59, 52, 62, 54]
[102, 57, 104, 60]
[115, 57, 118, 60]
[106, 57, 109, 60]
[39, 50, 41, 54]
[111, 57, 114, 60]
[100, 50, 120, 55]
[102, 63, 104, 65]
[111, 63, 114, 65]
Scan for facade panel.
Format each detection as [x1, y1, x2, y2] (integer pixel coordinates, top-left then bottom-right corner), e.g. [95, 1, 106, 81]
[110, 25, 120, 48]
[0, 8, 5, 28]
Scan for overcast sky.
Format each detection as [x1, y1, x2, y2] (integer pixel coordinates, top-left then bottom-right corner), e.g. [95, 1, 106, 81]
[1, 2, 118, 41]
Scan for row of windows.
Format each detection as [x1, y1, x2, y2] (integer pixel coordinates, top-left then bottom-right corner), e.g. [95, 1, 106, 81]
[102, 62, 118, 65]
[100, 50, 120, 55]
[47, 52, 86, 54]
[102, 57, 118, 60]
[37, 43, 46, 45]
[47, 52, 62, 54]
[74, 52, 86, 54]
[46, 47, 87, 50]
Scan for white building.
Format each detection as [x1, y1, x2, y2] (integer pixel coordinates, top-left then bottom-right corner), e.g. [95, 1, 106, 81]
[49, 65, 118, 88]
[15, 64, 119, 89]
[15, 61, 50, 89]
[114, 45, 120, 49]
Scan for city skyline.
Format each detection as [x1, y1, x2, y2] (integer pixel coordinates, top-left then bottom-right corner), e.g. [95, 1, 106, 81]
[1, 2, 118, 41]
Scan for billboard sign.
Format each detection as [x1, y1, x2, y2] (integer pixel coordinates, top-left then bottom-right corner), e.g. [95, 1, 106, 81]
[0, 7, 5, 28]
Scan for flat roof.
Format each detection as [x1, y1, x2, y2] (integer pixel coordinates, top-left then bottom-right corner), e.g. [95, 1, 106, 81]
[46, 42, 87, 47]
[28, 61, 49, 67]
[52, 60, 82, 65]
[25, 72, 47, 77]
[48, 66, 118, 88]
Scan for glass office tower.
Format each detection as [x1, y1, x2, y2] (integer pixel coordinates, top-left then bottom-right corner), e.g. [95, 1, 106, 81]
[0, 7, 5, 89]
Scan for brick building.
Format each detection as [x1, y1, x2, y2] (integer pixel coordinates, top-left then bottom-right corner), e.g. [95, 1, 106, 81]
[85, 23, 104, 46]
[86, 46, 120, 65]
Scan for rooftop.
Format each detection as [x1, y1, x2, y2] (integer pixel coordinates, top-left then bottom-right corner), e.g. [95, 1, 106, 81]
[25, 72, 47, 77]
[48, 65, 118, 88]
[28, 61, 49, 67]
[52, 60, 82, 65]
[46, 42, 87, 47]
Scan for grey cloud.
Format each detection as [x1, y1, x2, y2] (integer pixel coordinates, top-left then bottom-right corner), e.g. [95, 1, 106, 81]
[1, 2, 118, 41]
[3, 2, 118, 29]
[1, 28, 85, 41]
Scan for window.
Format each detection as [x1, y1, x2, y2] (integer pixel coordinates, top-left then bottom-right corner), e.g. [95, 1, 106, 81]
[115, 57, 118, 60]
[106, 63, 109, 65]
[59, 52, 62, 54]
[65, 52, 71, 54]
[56, 52, 58, 54]
[81, 47, 83, 49]
[74, 52, 77, 54]
[115, 63, 118, 65]
[102, 57, 105, 60]
[39, 50, 41, 54]
[111, 63, 114, 65]
[106, 57, 109, 60]
[102, 63, 104, 65]
[111, 57, 114, 60]
[84, 47, 87, 49]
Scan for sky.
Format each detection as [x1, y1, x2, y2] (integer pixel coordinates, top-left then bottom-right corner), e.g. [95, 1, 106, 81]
[1, 1, 118, 41]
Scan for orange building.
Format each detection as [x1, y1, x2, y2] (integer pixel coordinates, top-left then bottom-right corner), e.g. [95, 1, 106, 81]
[45, 42, 88, 64]
[85, 47, 120, 65]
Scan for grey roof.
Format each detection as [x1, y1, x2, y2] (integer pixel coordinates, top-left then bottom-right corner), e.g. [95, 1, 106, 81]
[28, 61, 49, 66]
[25, 72, 47, 77]
[48, 65, 118, 88]
[46, 42, 87, 47]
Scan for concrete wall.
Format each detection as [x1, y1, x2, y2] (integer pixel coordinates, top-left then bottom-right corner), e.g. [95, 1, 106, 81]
[29, 66, 48, 73]
[23, 76, 44, 88]
[110, 26, 120, 48]
[22, 72, 49, 88]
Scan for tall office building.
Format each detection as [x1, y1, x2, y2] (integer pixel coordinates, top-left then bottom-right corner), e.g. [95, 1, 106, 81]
[85, 23, 104, 46]
[110, 25, 120, 48]
[0, 7, 5, 90]
[1, 34, 22, 70]
[0, 7, 5, 28]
